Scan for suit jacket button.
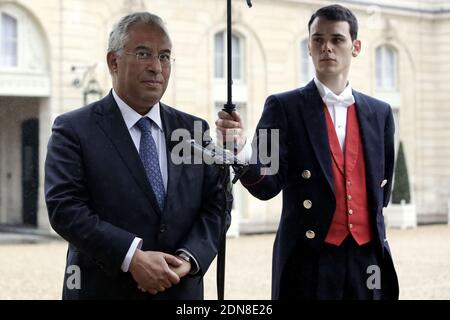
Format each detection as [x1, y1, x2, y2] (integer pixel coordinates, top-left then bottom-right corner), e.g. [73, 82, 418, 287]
[159, 224, 167, 233]
[301, 170, 312, 179]
[303, 200, 312, 209]
[305, 230, 315, 239]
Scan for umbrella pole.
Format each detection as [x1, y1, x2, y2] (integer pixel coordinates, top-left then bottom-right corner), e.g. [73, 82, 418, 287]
[217, 0, 253, 301]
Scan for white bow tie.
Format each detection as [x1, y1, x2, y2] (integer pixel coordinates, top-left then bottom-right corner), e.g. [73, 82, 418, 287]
[324, 92, 355, 107]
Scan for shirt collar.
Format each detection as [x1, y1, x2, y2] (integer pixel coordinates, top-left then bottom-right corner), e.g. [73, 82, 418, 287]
[313, 77, 353, 102]
[112, 89, 164, 132]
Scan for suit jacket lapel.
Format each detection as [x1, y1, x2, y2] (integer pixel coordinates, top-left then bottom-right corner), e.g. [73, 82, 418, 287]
[93, 92, 162, 215]
[159, 103, 184, 217]
[323, 106, 345, 176]
[353, 91, 381, 208]
[344, 105, 360, 175]
[300, 81, 334, 192]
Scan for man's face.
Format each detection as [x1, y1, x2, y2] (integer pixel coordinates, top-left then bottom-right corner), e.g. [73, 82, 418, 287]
[108, 23, 172, 114]
[308, 17, 360, 81]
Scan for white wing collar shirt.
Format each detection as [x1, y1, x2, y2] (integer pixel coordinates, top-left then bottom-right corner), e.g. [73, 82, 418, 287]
[314, 77, 355, 151]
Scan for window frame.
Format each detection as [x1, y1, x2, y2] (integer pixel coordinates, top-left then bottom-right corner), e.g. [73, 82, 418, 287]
[375, 45, 398, 91]
[214, 30, 244, 82]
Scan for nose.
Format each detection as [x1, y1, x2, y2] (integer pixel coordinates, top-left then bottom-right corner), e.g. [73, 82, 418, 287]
[145, 56, 163, 73]
[321, 41, 333, 53]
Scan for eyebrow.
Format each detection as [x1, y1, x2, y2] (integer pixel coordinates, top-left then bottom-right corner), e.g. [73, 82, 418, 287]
[311, 33, 347, 38]
[134, 45, 171, 53]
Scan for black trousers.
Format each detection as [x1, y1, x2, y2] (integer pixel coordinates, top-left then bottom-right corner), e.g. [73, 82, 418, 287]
[280, 236, 394, 300]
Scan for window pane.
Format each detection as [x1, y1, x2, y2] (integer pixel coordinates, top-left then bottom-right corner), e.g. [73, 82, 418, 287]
[375, 47, 383, 88]
[232, 34, 241, 80]
[214, 32, 224, 78]
[1, 13, 18, 66]
[300, 39, 314, 84]
[215, 32, 243, 81]
[386, 48, 395, 88]
[375, 46, 397, 90]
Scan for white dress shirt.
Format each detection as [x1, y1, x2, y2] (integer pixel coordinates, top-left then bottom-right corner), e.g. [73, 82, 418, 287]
[113, 89, 168, 190]
[314, 78, 355, 151]
[113, 89, 168, 272]
[112, 90, 198, 274]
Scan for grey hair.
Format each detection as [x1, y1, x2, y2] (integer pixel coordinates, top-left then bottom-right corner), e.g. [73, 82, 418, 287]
[108, 12, 170, 55]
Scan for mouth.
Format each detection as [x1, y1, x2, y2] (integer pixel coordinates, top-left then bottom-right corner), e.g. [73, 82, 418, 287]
[141, 80, 163, 87]
[320, 58, 336, 62]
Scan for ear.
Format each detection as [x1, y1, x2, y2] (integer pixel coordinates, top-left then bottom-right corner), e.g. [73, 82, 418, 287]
[107, 51, 119, 73]
[308, 42, 312, 56]
[352, 40, 361, 57]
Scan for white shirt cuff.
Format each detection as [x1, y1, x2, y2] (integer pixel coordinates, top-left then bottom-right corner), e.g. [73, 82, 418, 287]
[176, 249, 200, 275]
[121, 237, 143, 272]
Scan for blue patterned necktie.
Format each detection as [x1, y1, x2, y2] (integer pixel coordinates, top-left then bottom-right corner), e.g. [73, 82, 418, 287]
[136, 117, 166, 211]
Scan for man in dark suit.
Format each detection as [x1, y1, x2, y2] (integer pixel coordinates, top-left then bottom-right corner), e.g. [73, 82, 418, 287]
[217, 4, 399, 299]
[45, 12, 226, 299]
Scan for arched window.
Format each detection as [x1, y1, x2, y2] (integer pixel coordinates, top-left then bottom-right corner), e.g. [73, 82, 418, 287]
[1, 12, 18, 67]
[376, 45, 397, 90]
[300, 38, 315, 85]
[214, 31, 243, 81]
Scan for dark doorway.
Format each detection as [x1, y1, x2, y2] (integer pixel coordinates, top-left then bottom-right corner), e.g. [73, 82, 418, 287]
[22, 118, 39, 226]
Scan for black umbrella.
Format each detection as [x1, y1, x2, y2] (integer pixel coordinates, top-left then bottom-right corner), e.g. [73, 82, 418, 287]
[217, 0, 253, 301]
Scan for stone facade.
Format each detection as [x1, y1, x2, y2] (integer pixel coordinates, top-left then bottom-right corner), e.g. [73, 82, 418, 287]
[1, 0, 449, 234]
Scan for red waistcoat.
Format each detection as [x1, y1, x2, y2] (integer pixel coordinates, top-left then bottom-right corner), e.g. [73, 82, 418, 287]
[323, 104, 373, 246]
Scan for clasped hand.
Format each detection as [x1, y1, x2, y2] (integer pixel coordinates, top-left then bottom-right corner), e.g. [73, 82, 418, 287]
[129, 249, 191, 295]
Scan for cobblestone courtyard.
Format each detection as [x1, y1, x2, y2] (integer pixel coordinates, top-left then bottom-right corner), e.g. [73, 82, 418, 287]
[1, 225, 449, 300]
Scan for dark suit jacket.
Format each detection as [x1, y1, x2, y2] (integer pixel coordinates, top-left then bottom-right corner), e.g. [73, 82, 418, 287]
[45, 91, 226, 299]
[240, 81, 399, 299]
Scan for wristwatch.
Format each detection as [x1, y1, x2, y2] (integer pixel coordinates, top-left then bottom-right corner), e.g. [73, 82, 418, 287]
[178, 252, 191, 263]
